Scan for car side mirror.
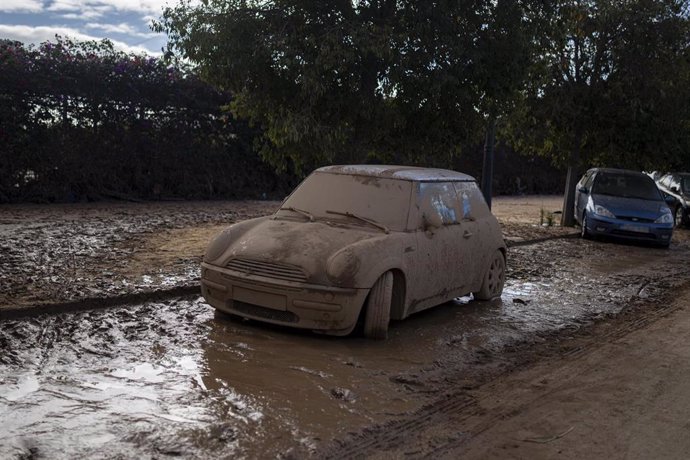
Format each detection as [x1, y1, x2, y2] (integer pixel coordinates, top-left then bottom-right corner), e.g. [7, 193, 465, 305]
[578, 186, 589, 194]
[665, 194, 677, 204]
[422, 211, 443, 231]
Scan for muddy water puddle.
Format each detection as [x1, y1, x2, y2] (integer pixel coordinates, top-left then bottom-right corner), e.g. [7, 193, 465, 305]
[2, 237, 690, 458]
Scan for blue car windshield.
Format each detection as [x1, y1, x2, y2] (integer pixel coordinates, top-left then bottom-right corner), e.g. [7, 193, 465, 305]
[592, 173, 661, 201]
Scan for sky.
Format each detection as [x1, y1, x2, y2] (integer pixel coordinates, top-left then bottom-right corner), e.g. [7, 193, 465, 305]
[0, 0, 171, 55]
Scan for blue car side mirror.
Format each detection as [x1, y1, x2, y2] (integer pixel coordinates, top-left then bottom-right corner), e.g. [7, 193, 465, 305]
[665, 194, 677, 204]
[578, 186, 589, 194]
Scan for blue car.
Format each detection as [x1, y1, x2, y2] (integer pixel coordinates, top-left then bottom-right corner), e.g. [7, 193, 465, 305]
[574, 168, 674, 247]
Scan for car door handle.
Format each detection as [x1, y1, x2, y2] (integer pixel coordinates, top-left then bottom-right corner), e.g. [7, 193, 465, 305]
[463, 230, 473, 238]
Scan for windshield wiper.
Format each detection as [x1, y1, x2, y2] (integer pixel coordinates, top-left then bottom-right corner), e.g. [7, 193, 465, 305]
[325, 210, 389, 234]
[277, 206, 315, 221]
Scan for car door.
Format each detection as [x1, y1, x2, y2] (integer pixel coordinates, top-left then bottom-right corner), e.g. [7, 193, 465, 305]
[575, 170, 596, 222]
[403, 181, 473, 314]
[453, 181, 490, 290]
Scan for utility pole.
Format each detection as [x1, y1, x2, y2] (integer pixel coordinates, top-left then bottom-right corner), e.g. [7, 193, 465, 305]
[481, 116, 496, 209]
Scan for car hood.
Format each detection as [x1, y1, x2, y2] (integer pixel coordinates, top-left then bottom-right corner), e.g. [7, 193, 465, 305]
[209, 217, 386, 284]
[593, 194, 667, 219]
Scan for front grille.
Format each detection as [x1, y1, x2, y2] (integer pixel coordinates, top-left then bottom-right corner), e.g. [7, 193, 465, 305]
[226, 257, 308, 283]
[232, 300, 299, 323]
[617, 216, 655, 223]
[611, 229, 657, 239]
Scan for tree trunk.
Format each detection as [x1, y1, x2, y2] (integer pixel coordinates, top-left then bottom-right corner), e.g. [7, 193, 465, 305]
[481, 116, 496, 209]
[560, 129, 582, 227]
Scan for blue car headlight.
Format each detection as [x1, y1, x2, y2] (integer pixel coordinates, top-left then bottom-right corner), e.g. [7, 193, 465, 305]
[594, 205, 616, 218]
[655, 208, 673, 224]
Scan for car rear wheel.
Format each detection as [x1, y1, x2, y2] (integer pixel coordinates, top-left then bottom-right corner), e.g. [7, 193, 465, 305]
[474, 250, 505, 301]
[363, 271, 393, 340]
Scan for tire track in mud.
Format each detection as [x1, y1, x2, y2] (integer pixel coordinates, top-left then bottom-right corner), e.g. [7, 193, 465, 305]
[416, 281, 690, 460]
[0, 285, 200, 320]
[315, 393, 478, 460]
[314, 239, 690, 460]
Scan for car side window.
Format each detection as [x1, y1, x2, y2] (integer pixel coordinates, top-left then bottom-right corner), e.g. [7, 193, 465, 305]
[454, 181, 489, 220]
[583, 172, 596, 190]
[417, 182, 461, 225]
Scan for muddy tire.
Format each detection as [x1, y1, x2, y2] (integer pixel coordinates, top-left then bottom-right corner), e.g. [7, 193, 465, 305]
[363, 272, 393, 340]
[474, 250, 506, 301]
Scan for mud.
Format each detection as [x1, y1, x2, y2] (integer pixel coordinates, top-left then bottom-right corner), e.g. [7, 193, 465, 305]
[3, 224, 690, 458]
[0, 201, 278, 310]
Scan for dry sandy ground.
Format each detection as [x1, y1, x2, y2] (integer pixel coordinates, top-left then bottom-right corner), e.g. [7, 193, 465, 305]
[456, 292, 690, 460]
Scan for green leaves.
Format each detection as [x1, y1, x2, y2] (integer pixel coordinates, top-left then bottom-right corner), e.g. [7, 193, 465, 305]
[507, 0, 690, 171]
[0, 36, 288, 202]
[158, 0, 536, 173]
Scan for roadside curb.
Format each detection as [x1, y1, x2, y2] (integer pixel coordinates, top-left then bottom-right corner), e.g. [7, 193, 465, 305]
[0, 285, 201, 320]
[506, 231, 580, 248]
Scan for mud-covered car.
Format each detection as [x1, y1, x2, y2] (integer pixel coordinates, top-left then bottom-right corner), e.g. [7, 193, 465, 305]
[201, 165, 506, 339]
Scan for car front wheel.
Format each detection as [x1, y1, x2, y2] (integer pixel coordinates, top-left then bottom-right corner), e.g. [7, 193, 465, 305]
[363, 272, 393, 340]
[581, 213, 590, 239]
[474, 250, 505, 301]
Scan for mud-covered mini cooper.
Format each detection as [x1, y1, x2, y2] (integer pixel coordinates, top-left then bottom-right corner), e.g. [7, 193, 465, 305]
[201, 165, 506, 339]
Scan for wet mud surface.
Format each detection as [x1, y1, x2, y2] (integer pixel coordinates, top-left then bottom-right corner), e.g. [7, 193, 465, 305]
[0, 201, 278, 310]
[2, 228, 690, 458]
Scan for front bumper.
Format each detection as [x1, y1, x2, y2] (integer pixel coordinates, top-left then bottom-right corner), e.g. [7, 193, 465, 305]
[200, 262, 369, 335]
[586, 215, 673, 244]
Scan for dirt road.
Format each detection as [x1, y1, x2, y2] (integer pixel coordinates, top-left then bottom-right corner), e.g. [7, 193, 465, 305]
[316, 277, 690, 459]
[455, 291, 690, 460]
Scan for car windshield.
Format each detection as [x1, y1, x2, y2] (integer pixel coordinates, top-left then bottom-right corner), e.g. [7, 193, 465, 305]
[592, 173, 661, 201]
[681, 176, 690, 194]
[278, 172, 413, 231]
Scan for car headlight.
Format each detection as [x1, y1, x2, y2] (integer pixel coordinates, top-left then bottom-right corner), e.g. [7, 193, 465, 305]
[326, 248, 361, 285]
[594, 205, 616, 218]
[655, 208, 673, 224]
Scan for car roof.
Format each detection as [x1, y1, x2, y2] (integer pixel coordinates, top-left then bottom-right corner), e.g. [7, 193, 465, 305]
[589, 168, 650, 177]
[316, 165, 476, 182]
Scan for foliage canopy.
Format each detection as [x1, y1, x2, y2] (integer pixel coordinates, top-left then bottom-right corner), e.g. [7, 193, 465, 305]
[0, 36, 289, 202]
[156, 0, 537, 173]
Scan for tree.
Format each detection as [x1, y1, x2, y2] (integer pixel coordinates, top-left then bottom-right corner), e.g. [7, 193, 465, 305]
[505, 0, 690, 225]
[156, 0, 537, 177]
[0, 37, 288, 202]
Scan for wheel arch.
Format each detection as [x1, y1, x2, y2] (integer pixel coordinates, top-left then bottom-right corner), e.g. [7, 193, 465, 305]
[357, 267, 407, 322]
